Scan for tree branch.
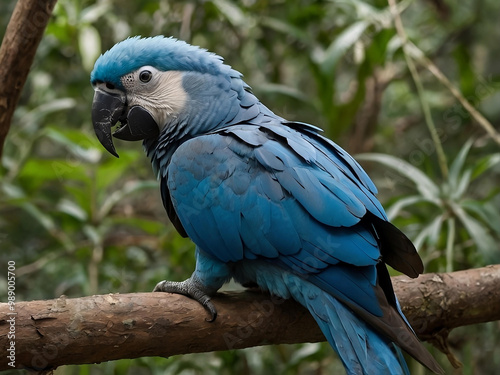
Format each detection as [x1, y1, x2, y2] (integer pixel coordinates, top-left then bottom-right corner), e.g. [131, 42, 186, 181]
[1, 265, 499, 372]
[0, 0, 58, 157]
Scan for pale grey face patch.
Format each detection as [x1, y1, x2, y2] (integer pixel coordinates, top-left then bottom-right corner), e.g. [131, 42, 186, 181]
[121, 67, 188, 129]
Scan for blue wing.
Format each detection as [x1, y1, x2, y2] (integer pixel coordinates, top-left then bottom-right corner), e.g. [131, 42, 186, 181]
[167, 121, 421, 274]
[165, 121, 439, 373]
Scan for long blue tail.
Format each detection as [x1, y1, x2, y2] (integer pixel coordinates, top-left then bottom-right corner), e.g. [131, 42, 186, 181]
[297, 285, 410, 375]
[245, 260, 442, 373]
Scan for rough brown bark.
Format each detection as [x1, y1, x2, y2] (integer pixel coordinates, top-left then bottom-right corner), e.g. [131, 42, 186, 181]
[1, 265, 499, 372]
[393, 265, 500, 338]
[393, 265, 500, 367]
[0, 0, 58, 157]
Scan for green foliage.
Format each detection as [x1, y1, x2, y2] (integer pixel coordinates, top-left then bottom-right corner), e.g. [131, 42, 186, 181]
[358, 141, 500, 272]
[1, 0, 500, 374]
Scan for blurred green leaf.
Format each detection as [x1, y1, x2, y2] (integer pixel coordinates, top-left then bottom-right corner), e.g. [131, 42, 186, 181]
[80, 1, 111, 24]
[57, 198, 88, 221]
[413, 215, 443, 251]
[83, 224, 101, 245]
[260, 17, 310, 43]
[471, 153, 500, 180]
[451, 202, 497, 258]
[19, 159, 89, 187]
[448, 138, 473, 189]
[111, 216, 165, 235]
[79, 25, 102, 72]
[211, 0, 249, 29]
[19, 98, 77, 124]
[45, 127, 102, 163]
[95, 149, 143, 190]
[357, 153, 440, 201]
[320, 21, 369, 74]
[21, 202, 56, 232]
[461, 199, 500, 235]
[258, 83, 311, 103]
[386, 195, 428, 220]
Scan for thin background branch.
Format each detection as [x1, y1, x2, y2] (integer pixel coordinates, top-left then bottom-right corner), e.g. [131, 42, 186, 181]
[0, 0, 58, 157]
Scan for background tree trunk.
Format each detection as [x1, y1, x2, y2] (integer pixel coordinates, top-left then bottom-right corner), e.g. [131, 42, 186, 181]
[1, 265, 499, 372]
[0, 0, 58, 157]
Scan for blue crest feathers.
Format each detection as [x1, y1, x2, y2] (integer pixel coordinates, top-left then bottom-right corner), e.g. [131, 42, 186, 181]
[90, 36, 230, 89]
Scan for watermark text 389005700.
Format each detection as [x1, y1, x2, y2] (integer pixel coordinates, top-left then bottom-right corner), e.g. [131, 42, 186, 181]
[6, 260, 16, 368]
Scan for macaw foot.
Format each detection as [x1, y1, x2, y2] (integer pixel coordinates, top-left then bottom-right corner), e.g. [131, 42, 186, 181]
[153, 276, 218, 322]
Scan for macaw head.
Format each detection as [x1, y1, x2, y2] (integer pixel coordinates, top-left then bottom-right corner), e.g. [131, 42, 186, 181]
[90, 36, 247, 157]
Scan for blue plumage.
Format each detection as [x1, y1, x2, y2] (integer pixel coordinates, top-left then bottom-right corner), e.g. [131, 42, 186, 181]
[91, 36, 443, 374]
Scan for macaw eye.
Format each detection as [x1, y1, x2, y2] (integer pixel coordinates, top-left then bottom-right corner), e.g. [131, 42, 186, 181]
[139, 70, 152, 83]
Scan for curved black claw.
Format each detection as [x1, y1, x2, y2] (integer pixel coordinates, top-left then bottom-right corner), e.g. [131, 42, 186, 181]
[153, 278, 218, 322]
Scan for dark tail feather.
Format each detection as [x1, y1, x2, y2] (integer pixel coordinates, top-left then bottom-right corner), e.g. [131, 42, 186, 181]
[368, 212, 424, 278]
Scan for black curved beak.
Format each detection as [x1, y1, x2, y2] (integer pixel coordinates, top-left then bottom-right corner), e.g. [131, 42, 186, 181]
[92, 90, 160, 158]
[92, 89, 125, 158]
[113, 106, 160, 143]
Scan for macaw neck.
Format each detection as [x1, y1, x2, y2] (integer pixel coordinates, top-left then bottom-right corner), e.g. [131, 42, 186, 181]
[143, 82, 281, 180]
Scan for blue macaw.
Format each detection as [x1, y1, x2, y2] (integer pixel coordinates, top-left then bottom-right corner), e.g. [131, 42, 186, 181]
[90, 36, 442, 375]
